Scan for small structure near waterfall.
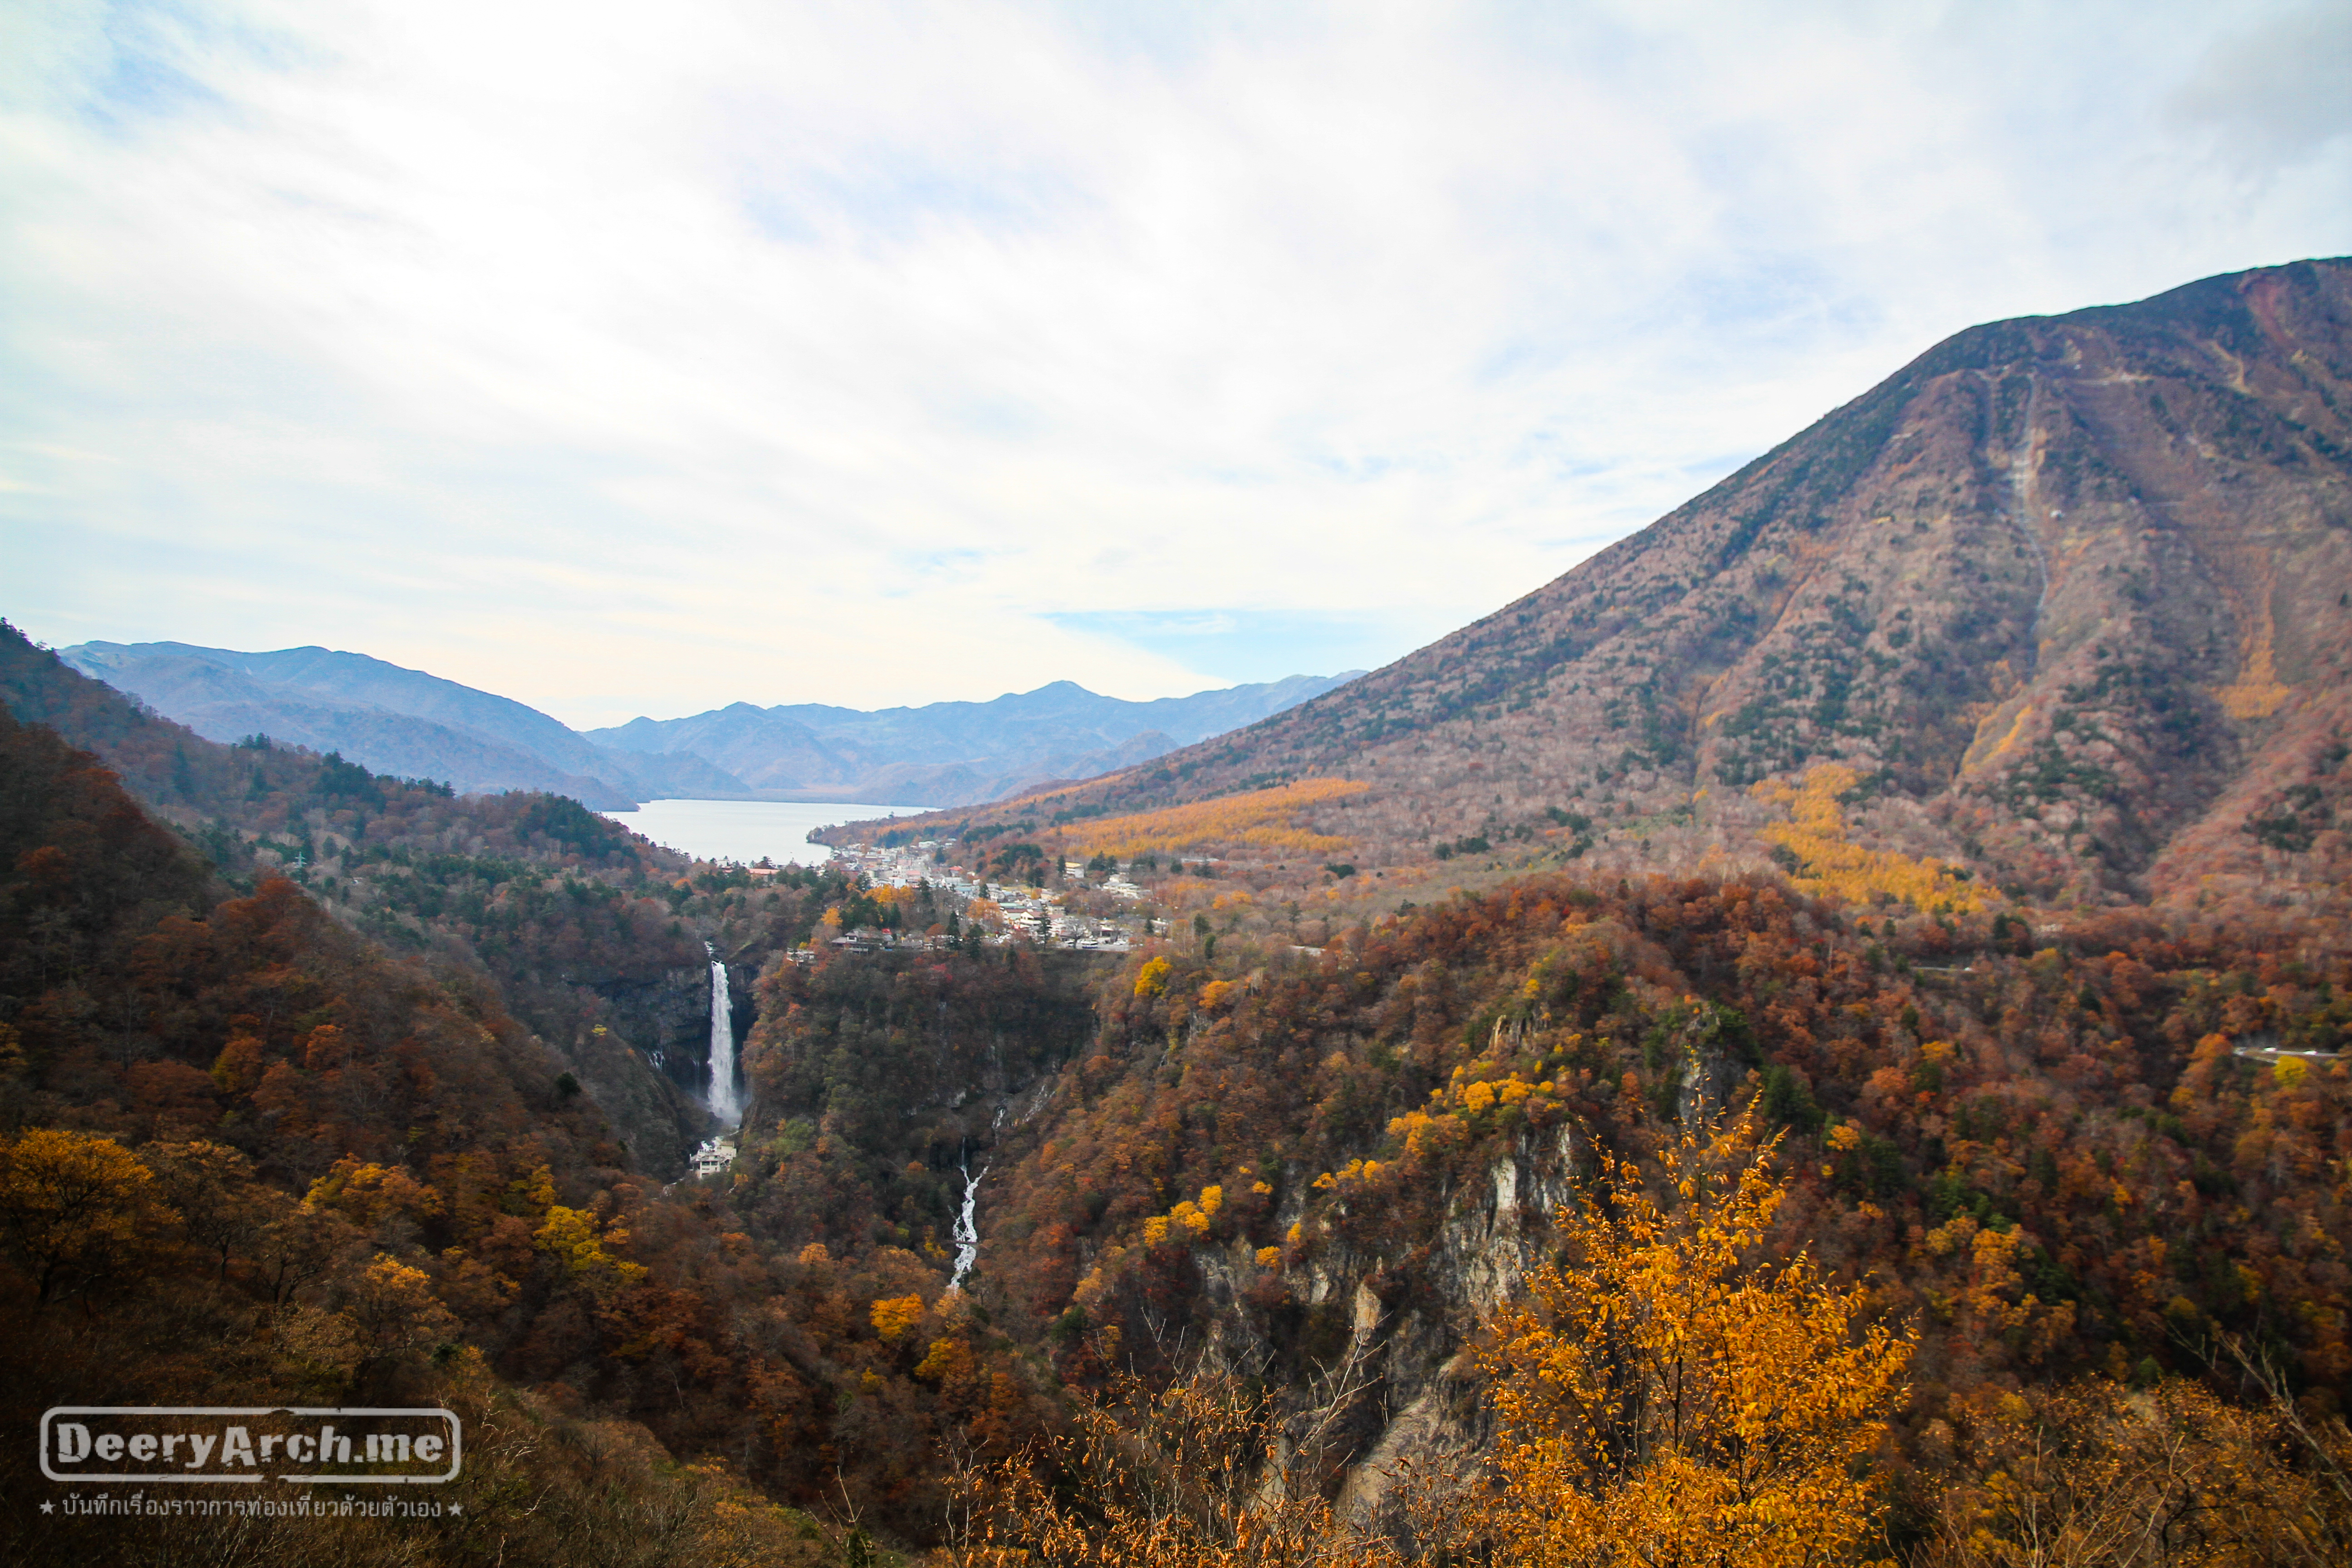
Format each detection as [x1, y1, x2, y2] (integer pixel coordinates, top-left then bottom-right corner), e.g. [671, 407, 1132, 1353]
[688, 1135, 736, 1179]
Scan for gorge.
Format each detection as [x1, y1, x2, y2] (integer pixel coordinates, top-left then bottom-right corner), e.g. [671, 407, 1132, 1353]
[6, 255, 2352, 1565]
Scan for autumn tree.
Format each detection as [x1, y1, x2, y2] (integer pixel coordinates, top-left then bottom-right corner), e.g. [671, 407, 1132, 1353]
[1920, 1372, 2352, 1567]
[0, 1128, 178, 1307]
[339, 1253, 463, 1375]
[143, 1139, 270, 1284]
[1471, 1112, 1914, 1568]
[950, 1357, 1398, 1568]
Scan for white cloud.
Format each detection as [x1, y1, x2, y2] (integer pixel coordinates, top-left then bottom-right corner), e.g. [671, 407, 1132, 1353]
[2167, 4, 2352, 163]
[3, 0, 2347, 727]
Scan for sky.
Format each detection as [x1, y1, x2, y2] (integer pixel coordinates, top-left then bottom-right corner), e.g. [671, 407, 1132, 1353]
[3, 0, 2348, 730]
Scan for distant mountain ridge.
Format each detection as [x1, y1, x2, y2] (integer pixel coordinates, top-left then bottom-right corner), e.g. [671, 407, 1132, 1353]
[60, 641, 737, 810]
[61, 640, 1359, 810]
[912, 256, 2352, 911]
[587, 672, 1363, 805]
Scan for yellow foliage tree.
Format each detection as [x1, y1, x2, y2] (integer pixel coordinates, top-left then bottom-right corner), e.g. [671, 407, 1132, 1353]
[916, 1335, 978, 1384]
[1474, 1113, 1914, 1568]
[1135, 957, 1173, 998]
[1065, 778, 1369, 861]
[533, 1203, 650, 1291]
[306, 1155, 446, 1229]
[504, 1161, 559, 1218]
[1753, 763, 1984, 915]
[871, 1293, 926, 1341]
[340, 1252, 462, 1362]
[0, 1127, 176, 1306]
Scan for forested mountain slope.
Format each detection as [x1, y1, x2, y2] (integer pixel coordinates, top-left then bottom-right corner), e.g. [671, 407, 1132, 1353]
[19, 671, 2329, 1560]
[732, 864, 2352, 1559]
[904, 258, 2352, 912]
[0, 704, 828, 1563]
[0, 629, 1090, 1558]
[62, 639, 745, 808]
[5, 624, 764, 1174]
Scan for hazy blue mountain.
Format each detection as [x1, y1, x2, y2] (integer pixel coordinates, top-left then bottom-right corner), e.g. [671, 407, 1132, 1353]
[589, 671, 1363, 805]
[60, 640, 1358, 810]
[60, 642, 743, 809]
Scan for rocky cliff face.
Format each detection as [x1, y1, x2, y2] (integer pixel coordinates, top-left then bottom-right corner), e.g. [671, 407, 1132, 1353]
[583, 957, 765, 1158]
[967, 259, 2352, 910]
[1176, 1038, 1744, 1523]
[593, 964, 720, 1087]
[482, 962, 722, 1178]
[549, 1006, 716, 1176]
[1162, 1121, 1583, 1528]
[506, 949, 771, 1178]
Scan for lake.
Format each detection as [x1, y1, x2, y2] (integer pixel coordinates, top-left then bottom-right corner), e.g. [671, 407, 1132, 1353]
[598, 799, 936, 865]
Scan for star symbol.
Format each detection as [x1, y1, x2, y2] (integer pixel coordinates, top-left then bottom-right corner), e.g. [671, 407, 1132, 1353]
[39, 1501, 54, 1514]
[449, 1504, 463, 1516]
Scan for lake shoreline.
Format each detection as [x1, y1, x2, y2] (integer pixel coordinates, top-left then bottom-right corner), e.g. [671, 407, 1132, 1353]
[598, 798, 938, 866]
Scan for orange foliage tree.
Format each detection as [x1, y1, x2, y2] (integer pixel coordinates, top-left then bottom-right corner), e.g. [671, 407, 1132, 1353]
[1474, 1112, 1914, 1567]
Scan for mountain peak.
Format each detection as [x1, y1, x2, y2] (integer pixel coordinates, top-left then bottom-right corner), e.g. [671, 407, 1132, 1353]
[915, 257, 2352, 913]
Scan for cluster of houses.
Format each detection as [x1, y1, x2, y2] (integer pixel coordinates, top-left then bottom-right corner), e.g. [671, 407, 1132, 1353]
[810, 839, 1142, 953]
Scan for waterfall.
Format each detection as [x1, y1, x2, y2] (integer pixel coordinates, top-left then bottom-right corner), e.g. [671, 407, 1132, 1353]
[705, 942, 740, 1125]
[947, 1157, 987, 1294]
